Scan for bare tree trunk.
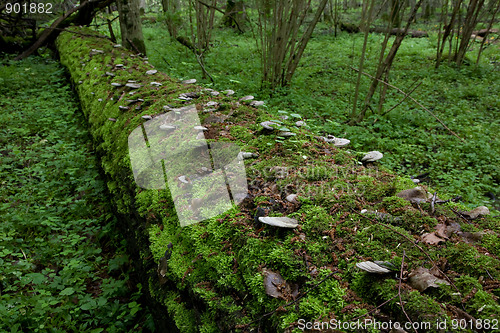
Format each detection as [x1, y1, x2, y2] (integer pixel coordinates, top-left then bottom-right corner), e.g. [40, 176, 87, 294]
[256, 0, 328, 89]
[454, 0, 485, 66]
[353, 0, 423, 123]
[162, 0, 181, 38]
[222, 0, 246, 32]
[117, 0, 146, 55]
[476, 0, 500, 65]
[436, 0, 462, 68]
[350, 0, 375, 122]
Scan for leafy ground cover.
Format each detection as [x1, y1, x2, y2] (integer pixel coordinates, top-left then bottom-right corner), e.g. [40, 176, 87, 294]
[0, 57, 153, 332]
[139, 20, 499, 209]
[55, 27, 500, 332]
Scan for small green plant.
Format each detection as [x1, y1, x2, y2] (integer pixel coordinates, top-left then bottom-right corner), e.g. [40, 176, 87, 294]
[0, 58, 150, 332]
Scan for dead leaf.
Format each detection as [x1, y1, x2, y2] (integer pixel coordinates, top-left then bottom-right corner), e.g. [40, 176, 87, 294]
[435, 224, 449, 239]
[460, 206, 490, 219]
[421, 232, 445, 245]
[457, 231, 486, 243]
[263, 269, 298, 301]
[408, 267, 450, 292]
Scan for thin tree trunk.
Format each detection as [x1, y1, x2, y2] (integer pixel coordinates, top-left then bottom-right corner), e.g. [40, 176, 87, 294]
[350, 0, 375, 122]
[476, 0, 500, 65]
[355, 0, 423, 123]
[455, 0, 485, 66]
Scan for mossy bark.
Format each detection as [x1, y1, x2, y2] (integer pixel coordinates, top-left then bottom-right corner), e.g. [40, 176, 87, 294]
[56, 27, 500, 333]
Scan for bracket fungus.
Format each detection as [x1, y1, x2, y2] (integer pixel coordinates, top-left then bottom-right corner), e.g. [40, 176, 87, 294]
[258, 216, 298, 228]
[361, 151, 383, 162]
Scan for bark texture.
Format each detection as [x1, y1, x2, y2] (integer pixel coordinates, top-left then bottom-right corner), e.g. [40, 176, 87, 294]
[117, 0, 147, 55]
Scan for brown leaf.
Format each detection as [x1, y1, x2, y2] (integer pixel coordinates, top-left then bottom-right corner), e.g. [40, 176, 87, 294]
[460, 206, 490, 219]
[421, 232, 445, 245]
[435, 224, 449, 239]
[396, 187, 431, 203]
[263, 269, 298, 301]
[408, 267, 450, 292]
[457, 231, 486, 243]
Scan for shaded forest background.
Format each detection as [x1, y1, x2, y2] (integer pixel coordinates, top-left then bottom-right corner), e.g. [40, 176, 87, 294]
[1, 0, 499, 331]
[3, 0, 496, 206]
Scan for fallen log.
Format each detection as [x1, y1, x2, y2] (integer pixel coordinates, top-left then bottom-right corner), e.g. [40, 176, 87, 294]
[55, 26, 500, 333]
[340, 22, 428, 38]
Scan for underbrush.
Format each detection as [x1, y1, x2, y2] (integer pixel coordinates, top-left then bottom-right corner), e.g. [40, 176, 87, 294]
[0, 57, 153, 332]
[136, 20, 499, 209]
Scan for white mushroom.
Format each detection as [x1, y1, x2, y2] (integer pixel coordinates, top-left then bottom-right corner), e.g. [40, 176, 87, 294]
[258, 217, 298, 228]
[240, 95, 254, 101]
[361, 151, 383, 162]
[159, 124, 176, 131]
[260, 121, 277, 130]
[125, 83, 141, 89]
[250, 101, 264, 107]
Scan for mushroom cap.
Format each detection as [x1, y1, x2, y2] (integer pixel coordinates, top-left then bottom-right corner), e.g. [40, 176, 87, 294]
[260, 121, 277, 130]
[258, 216, 298, 228]
[361, 151, 383, 162]
[333, 138, 350, 147]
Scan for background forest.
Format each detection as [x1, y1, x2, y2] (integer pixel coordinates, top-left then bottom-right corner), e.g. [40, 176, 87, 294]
[1, 0, 499, 331]
[113, 0, 499, 207]
[2, 0, 499, 206]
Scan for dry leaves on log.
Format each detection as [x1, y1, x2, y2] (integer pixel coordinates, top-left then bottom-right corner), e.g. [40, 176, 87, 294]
[262, 269, 298, 301]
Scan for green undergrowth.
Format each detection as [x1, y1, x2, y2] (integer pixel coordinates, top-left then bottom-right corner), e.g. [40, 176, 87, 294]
[137, 20, 500, 209]
[55, 27, 499, 333]
[0, 57, 152, 332]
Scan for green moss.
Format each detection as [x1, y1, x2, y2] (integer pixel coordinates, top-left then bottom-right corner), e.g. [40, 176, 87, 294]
[229, 125, 254, 142]
[56, 27, 500, 333]
[380, 195, 411, 213]
[293, 204, 333, 235]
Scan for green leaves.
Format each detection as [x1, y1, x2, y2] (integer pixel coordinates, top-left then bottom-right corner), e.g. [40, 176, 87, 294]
[0, 58, 145, 332]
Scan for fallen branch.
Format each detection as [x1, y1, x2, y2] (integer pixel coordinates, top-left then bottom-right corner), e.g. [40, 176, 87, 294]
[340, 22, 428, 38]
[15, 0, 90, 60]
[351, 66, 465, 142]
[380, 81, 422, 117]
[398, 251, 417, 333]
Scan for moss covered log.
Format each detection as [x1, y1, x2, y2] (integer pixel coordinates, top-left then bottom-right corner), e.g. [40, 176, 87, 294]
[56, 28, 500, 332]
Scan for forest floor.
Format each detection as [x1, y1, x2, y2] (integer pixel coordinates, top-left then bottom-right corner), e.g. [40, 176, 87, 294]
[137, 20, 500, 209]
[0, 57, 152, 331]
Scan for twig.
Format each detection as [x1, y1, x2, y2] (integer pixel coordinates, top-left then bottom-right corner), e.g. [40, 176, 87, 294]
[195, 54, 214, 83]
[431, 192, 437, 215]
[450, 207, 471, 223]
[380, 81, 422, 117]
[350, 66, 465, 142]
[349, 294, 398, 321]
[398, 251, 417, 333]
[126, 37, 142, 55]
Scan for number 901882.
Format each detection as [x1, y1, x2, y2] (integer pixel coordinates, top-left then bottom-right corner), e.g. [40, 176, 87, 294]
[5, 2, 53, 14]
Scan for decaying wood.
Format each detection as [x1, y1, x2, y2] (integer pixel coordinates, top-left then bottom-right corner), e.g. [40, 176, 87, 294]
[14, 0, 90, 60]
[14, 0, 114, 60]
[340, 22, 428, 37]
